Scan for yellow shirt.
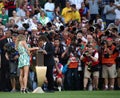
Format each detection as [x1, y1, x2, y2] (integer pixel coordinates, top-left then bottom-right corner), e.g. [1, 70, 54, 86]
[72, 10, 81, 22]
[61, 7, 72, 24]
[0, 2, 4, 14]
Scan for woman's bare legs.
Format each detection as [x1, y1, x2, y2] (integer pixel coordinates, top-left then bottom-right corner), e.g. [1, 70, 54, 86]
[19, 65, 29, 93]
[23, 66, 29, 90]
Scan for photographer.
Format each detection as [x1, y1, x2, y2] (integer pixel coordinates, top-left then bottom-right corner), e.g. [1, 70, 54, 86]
[4, 33, 19, 92]
[66, 43, 79, 90]
[114, 38, 120, 90]
[80, 43, 99, 90]
[53, 57, 63, 91]
[101, 37, 118, 90]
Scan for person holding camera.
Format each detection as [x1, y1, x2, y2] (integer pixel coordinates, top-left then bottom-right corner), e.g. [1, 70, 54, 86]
[80, 43, 99, 90]
[115, 38, 120, 90]
[5, 33, 19, 92]
[66, 44, 80, 90]
[53, 57, 63, 91]
[101, 37, 118, 90]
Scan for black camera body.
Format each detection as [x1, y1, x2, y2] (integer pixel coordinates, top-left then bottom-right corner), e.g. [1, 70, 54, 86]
[22, 23, 29, 30]
[105, 30, 113, 37]
[104, 53, 109, 58]
[4, 43, 17, 61]
[83, 51, 90, 57]
[101, 40, 107, 46]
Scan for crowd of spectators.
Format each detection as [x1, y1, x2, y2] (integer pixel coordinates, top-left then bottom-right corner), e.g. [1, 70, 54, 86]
[0, 0, 120, 92]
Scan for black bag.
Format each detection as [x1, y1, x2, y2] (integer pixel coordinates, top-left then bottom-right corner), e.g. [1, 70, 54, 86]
[88, 64, 100, 72]
[91, 64, 100, 72]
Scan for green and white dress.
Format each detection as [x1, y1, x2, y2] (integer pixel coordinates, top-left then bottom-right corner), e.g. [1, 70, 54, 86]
[18, 42, 30, 68]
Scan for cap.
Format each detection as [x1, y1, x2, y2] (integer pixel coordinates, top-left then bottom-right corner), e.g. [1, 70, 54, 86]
[107, 37, 113, 41]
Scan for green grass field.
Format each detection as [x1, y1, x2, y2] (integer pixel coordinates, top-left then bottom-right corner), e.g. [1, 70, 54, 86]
[0, 91, 120, 98]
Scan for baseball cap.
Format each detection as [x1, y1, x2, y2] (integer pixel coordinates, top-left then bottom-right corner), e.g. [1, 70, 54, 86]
[107, 37, 113, 41]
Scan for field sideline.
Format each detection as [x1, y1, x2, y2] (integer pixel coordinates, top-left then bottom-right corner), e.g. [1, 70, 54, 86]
[0, 91, 120, 98]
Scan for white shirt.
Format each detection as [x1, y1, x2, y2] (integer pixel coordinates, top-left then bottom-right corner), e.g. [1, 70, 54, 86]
[115, 0, 120, 5]
[44, 2, 55, 11]
[69, 0, 83, 10]
[94, 52, 99, 59]
[43, 42, 47, 50]
[82, 36, 88, 43]
[16, 8, 26, 17]
[115, 8, 120, 19]
[7, 38, 12, 43]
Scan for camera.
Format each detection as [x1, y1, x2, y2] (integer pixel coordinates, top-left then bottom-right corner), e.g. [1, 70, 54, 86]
[4, 43, 16, 54]
[83, 51, 90, 57]
[105, 30, 113, 37]
[4, 43, 17, 61]
[101, 40, 107, 46]
[76, 38, 82, 47]
[22, 23, 29, 30]
[104, 53, 109, 58]
[89, 26, 95, 32]
[59, 25, 64, 31]
[101, 40, 108, 49]
[77, 38, 82, 43]
[69, 45, 75, 53]
[46, 22, 52, 30]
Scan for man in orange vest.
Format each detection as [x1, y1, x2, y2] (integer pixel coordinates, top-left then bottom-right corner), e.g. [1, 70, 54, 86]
[66, 44, 79, 90]
[101, 37, 118, 90]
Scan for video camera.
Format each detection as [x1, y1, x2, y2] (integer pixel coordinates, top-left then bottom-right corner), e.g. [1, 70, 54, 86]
[4, 43, 16, 55]
[83, 51, 90, 57]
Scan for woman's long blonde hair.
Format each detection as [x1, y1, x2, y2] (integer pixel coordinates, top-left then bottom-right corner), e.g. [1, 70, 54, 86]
[15, 34, 26, 50]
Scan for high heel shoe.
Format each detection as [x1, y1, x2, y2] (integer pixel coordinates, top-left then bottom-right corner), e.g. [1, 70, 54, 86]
[20, 89, 24, 93]
[24, 89, 29, 93]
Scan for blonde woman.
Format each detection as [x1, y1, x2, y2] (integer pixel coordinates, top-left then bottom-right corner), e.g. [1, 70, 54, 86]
[15, 34, 39, 93]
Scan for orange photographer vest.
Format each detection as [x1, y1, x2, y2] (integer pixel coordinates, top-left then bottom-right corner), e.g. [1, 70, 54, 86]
[102, 45, 119, 65]
[68, 56, 79, 69]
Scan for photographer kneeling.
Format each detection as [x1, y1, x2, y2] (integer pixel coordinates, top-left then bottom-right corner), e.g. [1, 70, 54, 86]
[80, 43, 99, 90]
